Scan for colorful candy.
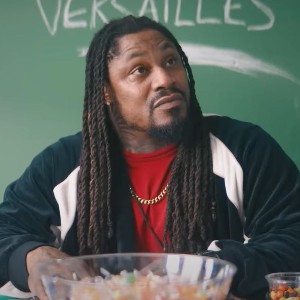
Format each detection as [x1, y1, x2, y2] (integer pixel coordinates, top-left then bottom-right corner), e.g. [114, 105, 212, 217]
[69, 269, 227, 300]
[269, 284, 300, 300]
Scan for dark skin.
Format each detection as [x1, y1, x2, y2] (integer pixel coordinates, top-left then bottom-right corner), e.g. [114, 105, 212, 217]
[27, 246, 68, 300]
[105, 29, 190, 153]
[26, 30, 190, 299]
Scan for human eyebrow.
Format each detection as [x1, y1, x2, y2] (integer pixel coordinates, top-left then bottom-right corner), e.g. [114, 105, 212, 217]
[123, 49, 147, 61]
[158, 40, 176, 52]
[129, 51, 147, 60]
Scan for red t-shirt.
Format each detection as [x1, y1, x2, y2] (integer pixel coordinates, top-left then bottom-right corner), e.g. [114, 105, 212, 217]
[123, 144, 177, 252]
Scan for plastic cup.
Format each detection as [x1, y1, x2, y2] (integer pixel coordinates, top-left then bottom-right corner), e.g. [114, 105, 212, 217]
[38, 253, 236, 300]
[265, 272, 300, 299]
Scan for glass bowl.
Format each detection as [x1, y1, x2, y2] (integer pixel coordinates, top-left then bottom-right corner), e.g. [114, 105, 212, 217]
[38, 253, 236, 300]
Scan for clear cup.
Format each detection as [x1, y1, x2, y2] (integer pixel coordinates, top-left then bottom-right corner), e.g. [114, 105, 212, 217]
[38, 253, 236, 300]
[265, 272, 300, 299]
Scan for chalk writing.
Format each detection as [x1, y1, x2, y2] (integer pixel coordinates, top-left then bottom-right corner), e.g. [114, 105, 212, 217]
[64, 0, 87, 29]
[76, 43, 300, 85]
[36, 0, 61, 36]
[36, 0, 298, 84]
[223, 0, 274, 30]
[36, 0, 275, 36]
[182, 43, 300, 85]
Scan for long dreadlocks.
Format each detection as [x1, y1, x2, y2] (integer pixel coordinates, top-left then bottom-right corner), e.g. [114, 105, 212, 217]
[77, 15, 215, 255]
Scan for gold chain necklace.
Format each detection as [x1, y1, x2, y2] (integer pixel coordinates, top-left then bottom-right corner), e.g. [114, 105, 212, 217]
[129, 184, 169, 205]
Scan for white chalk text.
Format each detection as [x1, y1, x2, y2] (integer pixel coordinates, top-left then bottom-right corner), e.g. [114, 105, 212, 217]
[36, 0, 275, 36]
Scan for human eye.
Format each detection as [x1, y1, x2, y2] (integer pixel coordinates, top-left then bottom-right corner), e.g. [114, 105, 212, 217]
[132, 65, 147, 75]
[165, 56, 178, 67]
[127, 65, 148, 82]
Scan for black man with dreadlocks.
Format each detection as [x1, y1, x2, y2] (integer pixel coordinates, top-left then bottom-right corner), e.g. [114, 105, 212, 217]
[0, 15, 300, 300]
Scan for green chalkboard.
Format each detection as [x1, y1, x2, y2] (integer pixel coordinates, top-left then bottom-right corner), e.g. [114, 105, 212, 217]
[1, 0, 299, 199]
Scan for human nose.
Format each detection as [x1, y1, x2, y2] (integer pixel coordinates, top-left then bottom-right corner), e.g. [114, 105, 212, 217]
[151, 67, 175, 90]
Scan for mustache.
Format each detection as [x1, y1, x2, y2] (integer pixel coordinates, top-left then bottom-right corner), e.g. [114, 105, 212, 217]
[149, 87, 185, 107]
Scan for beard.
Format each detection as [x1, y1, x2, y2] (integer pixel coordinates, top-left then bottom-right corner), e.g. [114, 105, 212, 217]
[108, 95, 191, 145]
[148, 107, 190, 144]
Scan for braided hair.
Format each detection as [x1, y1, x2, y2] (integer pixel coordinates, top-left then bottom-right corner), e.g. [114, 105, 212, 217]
[77, 15, 215, 255]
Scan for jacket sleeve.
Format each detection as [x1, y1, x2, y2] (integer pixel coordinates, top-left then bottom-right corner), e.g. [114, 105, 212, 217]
[0, 146, 61, 291]
[212, 126, 300, 300]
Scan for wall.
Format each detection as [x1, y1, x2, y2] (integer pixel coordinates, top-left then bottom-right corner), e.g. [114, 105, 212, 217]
[0, 0, 299, 198]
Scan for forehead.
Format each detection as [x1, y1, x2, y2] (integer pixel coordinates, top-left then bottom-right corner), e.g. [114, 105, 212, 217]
[112, 29, 178, 59]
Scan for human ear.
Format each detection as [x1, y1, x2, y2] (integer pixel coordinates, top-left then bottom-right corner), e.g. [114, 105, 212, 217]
[104, 84, 112, 106]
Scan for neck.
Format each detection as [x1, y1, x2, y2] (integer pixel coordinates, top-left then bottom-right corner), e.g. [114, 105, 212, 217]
[108, 110, 172, 153]
[120, 133, 171, 153]
[114, 126, 171, 153]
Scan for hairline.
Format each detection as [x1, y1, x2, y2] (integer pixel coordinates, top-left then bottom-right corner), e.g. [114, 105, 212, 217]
[108, 28, 177, 60]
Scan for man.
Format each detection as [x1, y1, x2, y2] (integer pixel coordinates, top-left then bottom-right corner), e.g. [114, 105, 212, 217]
[0, 15, 299, 300]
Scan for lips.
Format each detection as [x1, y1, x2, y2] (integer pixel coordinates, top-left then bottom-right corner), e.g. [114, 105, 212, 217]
[153, 93, 184, 109]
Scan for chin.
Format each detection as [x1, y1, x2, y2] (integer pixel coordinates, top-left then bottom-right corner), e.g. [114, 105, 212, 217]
[149, 115, 190, 144]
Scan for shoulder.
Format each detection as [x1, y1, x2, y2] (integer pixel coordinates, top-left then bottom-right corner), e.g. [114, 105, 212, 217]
[3, 132, 83, 205]
[49, 132, 82, 158]
[204, 114, 274, 149]
[204, 114, 297, 172]
[29, 132, 82, 186]
[204, 114, 259, 135]
[204, 114, 287, 167]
